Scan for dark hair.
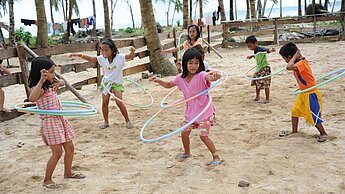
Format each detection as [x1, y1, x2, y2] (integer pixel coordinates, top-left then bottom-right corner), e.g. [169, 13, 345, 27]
[245, 35, 257, 44]
[0, 59, 3, 64]
[192, 44, 204, 55]
[181, 48, 205, 78]
[101, 38, 119, 62]
[187, 24, 201, 43]
[279, 42, 299, 58]
[28, 57, 56, 90]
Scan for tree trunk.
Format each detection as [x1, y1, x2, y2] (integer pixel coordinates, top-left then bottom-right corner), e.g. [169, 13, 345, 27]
[230, 0, 234, 20]
[342, 0, 345, 12]
[189, 0, 192, 24]
[128, 3, 135, 28]
[324, 0, 329, 11]
[91, 0, 96, 36]
[305, 0, 308, 14]
[199, 0, 203, 20]
[110, 0, 118, 30]
[183, 0, 188, 29]
[250, 0, 256, 19]
[139, 0, 177, 76]
[103, 0, 111, 38]
[166, 0, 171, 27]
[218, 0, 226, 21]
[257, 0, 263, 18]
[49, 0, 55, 35]
[8, 0, 15, 45]
[312, 0, 316, 14]
[298, 0, 302, 16]
[280, 0, 283, 17]
[35, 0, 48, 48]
[246, 0, 250, 19]
[262, 0, 267, 16]
[172, 5, 176, 26]
[61, 0, 66, 20]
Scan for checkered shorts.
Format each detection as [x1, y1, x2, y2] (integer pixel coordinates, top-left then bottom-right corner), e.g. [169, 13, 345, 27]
[40, 116, 76, 145]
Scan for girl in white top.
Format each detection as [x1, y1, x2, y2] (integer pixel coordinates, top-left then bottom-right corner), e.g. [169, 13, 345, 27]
[70, 39, 135, 129]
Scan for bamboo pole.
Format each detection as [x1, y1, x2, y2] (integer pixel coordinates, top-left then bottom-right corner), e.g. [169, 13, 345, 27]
[202, 38, 223, 58]
[22, 44, 88, 103]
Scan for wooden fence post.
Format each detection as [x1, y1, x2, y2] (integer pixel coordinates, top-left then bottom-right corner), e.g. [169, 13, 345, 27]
[96, 42, 101, 87]
[313, 15, 317, 43]
[207, 25, 210, 53]
[341, 13, 345, 41]
[172, 28, 178, 61]
[16, 45, 30, 99]
[274, 18, 279, 46]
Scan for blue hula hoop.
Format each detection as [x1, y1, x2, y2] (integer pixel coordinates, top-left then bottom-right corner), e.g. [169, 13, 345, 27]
[140, 96, 212, 143]
[292, 67, 345, 95]
[178, 32, 188, 60]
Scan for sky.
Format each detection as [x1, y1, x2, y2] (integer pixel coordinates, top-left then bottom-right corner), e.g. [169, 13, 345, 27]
[0, 0, 342, 36]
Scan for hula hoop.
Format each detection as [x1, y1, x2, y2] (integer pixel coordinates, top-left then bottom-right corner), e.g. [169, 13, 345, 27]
[292, 68, 345, 95]
[14, 100, 97, 116]
[160, 70, 228, 109]
[101, 78, 154, 108]
[140, 96, 212, 143]
[244, 65, 286, 81]
[178, 32, 188, 60]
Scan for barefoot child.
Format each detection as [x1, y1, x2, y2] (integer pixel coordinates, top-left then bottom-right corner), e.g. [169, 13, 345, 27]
[70, 38, 135, 129]
[245, 35, 276, 103]
[279, 42, 327, 142]
[150, 48, 222, 166]
[28, 57, 85, 188]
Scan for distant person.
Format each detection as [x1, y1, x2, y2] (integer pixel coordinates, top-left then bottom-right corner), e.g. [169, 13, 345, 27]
[176, 44, 210, 73]
[0, 59, 11, 112]
[245, 35, 276, 103]
[278, 42, 327, 142]
[28, 57, 86, 188]
[69, 38, 136, 129]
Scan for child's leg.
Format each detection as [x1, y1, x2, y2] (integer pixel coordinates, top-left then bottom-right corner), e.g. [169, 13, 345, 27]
[199, 135, 221, 162]
[0, 88, 4, 110]
[255, 88, 260, 101]
[62, 141, 74, 177]
[181, 130, 192, 156]
[292, 116, 299, 133]
[102, 93, 111, 125]
[265, 87, 270, 102]
[44, 144, 63, 185]
[315, 124, 327, 136]
[113, 91, 131, 124]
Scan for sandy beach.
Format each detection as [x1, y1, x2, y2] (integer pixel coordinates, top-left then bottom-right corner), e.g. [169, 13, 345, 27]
[1, 40, 345, 193]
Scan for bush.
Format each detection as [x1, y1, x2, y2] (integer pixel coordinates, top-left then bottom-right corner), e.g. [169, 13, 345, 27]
[15, 27, 33, 46]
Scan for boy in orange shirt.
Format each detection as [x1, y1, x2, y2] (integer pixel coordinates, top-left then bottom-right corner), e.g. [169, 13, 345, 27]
[279, 42, 327, 142]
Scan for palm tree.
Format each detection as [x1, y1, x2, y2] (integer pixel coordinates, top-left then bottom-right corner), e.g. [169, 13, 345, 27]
[298, 0, 302, 16]
[49, 0, 59, 35]
[267, 0, 278, 18]
[124, 0, 135, 28]
[189, 0, 192, 24]
[257, 0, 263, 18]
[35, 0, 48, 48]
[218, 0, 226, 21]
[171, 0, 183, 26]
[199, 0, 203, 20]
[246, 0, 250, 19]
[91, 0, 96, 36]
[0, 0, 16, 45]
[139, 0, 177, 75]
[250, 0, 256, 19]
[110, 0, 118, 30]
[183, 0, 188, 28]
[155, 0, 172, 27]
[280, 0, 282, 17]
[324, 0, 329, 11]
[103, 0, 111, 38]
[342, 0, 345, 12]
[229, 0, 234, 20]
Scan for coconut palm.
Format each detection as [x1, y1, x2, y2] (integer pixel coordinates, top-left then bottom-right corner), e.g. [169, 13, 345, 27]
[91, 0, 96, 36]
[257, 0, 263, 18]
[324, 0, 329, 11]
[183, 0, 188, 28]
[171, 0, 182, 26]
[218, 0, 226, 21]
[298, 0, 302, 16]
[246, 0, 250, 19]
[250, 0, 256, 19]
[229, 0, 234, 20]
[342, 0, 345, 12]
[35, 0, 48, 48]
[110, 0, 118, 30]
[139, 0, 177, 75]
[0, 0, 17, 45]
[103, 0, 111, 38]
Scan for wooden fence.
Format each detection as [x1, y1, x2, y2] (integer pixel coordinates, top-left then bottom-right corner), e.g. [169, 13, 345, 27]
[222, 13, 345, 47]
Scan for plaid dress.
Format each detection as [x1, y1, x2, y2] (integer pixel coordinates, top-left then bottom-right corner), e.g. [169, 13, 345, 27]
[36, 88, 76, 145]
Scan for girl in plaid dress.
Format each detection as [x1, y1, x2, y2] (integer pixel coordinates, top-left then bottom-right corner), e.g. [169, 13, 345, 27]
[28, 57, 85, 188]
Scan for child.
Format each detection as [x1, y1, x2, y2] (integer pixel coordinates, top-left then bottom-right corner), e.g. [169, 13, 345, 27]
[176, 44, 210, 73]
[245, 35, 276, 103]
[279, 42, 327, 142]
[28, 57, 85, 188]
[161, 24, 203, 56]
[0, 59, 11, 112]
[150, 48, 222, 166]
[69, 38, 135, 129]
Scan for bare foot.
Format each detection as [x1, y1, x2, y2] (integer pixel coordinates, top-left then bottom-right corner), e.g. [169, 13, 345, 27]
[254, 97, 260, 101]
[264, 99, 272, 104]
[126, 122, 134, 129]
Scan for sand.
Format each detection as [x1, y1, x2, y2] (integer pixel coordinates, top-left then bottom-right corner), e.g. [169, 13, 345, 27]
[1, 41, 345, 193]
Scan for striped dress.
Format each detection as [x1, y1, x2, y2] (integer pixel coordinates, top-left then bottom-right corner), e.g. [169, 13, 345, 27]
[36, 88, 76, 145]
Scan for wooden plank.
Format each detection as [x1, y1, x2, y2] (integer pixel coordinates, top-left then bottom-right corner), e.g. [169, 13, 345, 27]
[33, 42, 98, 56]
[0, 47, 17, 60]
[16, 45, 30, 98]
[132, 37, 146, 48]
[123, 63, 149, 76]
[58, 77, 97, 94]
[59, 61, 97, 74]
[224, 29, 275, 37]
[113, 38, 133, 48]
[0, 110, 25, 122]
[0, 72, 21, 87]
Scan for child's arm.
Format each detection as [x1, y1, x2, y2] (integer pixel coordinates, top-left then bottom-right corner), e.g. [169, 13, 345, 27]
[125, 46, 136, 61]
[29, 69, 47, 102]
[69, 53, 98, 62]
[161, 44, 183, 54]
[205, 71, 221, 82]
[175, 61, 182, 73]
[286, 50, 301, 71]
[270, 48, 276, 53]
[149, 76, 176, 88]
[247, 55, 254, 59]
[52, 77, 65, 91]
[0, 64, 11, 75]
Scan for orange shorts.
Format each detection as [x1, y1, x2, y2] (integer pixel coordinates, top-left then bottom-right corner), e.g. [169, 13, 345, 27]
[182, 116, 214, 136]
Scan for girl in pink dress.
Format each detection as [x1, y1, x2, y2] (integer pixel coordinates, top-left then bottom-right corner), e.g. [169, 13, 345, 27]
[28, 57, 85, 188]
[150, 48, 222, 166]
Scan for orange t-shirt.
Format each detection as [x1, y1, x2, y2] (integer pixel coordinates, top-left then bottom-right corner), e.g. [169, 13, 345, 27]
[182, 38, 203, 49]
[293, 58, 317, 91]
